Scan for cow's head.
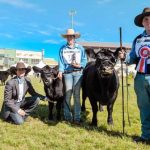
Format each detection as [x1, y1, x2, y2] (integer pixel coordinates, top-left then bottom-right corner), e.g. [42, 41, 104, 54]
[32, 65, 58, 87]
[95, 48, 119, 76]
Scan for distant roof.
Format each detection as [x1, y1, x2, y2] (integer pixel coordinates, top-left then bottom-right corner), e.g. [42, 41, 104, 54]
[43, 58, 58, 66]
[78, 42, 131, 50]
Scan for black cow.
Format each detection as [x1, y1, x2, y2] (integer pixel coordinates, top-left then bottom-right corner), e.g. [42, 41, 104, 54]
[0, 69, 10, 85]
[85, 48, 96, 62]
[32, 65, 64, 121]
[82, 48, 119, 126]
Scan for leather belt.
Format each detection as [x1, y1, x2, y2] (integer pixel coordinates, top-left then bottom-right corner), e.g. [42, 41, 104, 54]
[64, 69, 82, 74]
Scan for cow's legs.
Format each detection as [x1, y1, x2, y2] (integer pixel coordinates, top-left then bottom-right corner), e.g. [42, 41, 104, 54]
[90, 99, 98, 126]
[81, 80, 87, 112]
[81, 97, 86, 112]
[107, 103, 114, 125]
[56, 99, 63, 120]
[99, 104, 104, 112]
[48, 102, 54, 120]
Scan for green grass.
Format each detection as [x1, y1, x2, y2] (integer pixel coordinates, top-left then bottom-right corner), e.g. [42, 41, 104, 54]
[0, 76, 149, 150]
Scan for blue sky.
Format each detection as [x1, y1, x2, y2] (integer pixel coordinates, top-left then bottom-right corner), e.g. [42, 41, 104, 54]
[0, 0, 149, 60]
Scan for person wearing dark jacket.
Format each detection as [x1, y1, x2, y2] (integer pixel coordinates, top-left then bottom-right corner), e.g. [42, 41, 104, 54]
[1, 62, 43, 125]
[119, 8, 150, 143]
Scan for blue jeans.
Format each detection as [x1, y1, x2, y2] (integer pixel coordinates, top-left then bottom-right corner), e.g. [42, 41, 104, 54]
[63, 71, 83, 122]
[7, 96, 40, 125]
[134, 74, 150, 139]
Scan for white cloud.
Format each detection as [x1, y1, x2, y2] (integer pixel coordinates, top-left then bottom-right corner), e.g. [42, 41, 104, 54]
[48, 25, 65, 32]
[97, 0, 112, 4]
[0, 16, 9, 20]
[0, 0, 45, 12]
[23, 31, 34, 35]
[38, 30, 50, 36]
[74, 21, 84, 27]
[26, 23, 39, 28]
[43, 39, 59, 44]
[0, 33, 14, 38]
[118, 11, 126, 15]
[0, 0, 34, 8]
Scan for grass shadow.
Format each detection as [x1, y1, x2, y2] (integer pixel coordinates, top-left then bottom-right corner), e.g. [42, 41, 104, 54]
[31, 103, 135, 140]
[68, 109, 132, 139]
[31, 102, 60, 126]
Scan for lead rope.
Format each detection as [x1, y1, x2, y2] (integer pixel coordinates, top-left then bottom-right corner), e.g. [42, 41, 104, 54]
[126, 63, 131, 126]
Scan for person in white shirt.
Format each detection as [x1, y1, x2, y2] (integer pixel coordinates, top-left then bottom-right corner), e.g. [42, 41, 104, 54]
[1, 62, 44, 125]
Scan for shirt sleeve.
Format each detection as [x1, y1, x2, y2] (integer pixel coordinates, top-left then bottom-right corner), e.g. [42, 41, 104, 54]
[58, 47, 65, 73]
[125, 38, 137, 65]
[4, 81, 19, 113]
[80, 46, 87, 68]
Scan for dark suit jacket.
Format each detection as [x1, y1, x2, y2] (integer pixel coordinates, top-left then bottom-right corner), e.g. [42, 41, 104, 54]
[1, 76, 40, 120]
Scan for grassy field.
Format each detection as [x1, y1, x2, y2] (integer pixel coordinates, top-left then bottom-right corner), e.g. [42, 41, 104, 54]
[0, 76, 149, 150]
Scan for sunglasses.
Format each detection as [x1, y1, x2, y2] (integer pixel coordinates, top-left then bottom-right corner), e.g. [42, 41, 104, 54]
[67, 35, 75, 38]
[17, 68, 26, 71]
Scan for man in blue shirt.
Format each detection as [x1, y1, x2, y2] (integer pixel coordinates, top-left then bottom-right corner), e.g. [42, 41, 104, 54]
[58, 29, 87, 124]
[119, 8, 150, 143]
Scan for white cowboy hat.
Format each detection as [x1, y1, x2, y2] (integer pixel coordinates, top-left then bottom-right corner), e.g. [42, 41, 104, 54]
[61, 28, 80, 39]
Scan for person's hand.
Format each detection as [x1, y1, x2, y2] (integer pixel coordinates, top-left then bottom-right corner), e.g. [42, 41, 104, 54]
[57, 72, 63, 80]
[71, 63, 81, 68]
[18, 109, 26, 116]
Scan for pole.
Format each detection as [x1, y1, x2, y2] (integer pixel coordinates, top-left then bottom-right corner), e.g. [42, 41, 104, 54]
[42, 49, 44, 61]
[126, 63, 131, 126]
[120, 27, 125, 135]
[69, 10, 76, 29]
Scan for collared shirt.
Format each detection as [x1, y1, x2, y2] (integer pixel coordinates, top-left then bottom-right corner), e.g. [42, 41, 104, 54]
[126, 31, 150, 73]
[58, 43, 87, 73]
[17, 77, 24, 102]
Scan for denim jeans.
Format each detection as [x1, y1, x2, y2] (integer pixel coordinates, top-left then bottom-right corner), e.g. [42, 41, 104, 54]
[7, 96, 40, 125]
[63, 71, 82, 122]
[134, 74, 150, 139]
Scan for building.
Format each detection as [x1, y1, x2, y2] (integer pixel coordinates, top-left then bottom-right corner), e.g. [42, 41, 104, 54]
[43, 58, 58, 67]
[78, 42, 134, 77]
[0, 48, 58, 70]
[78, 41, 131, 51]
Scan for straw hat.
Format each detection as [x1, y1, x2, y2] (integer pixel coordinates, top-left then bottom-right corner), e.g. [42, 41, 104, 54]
[61, 29, 80, 39]
[134, 7, 150, 27]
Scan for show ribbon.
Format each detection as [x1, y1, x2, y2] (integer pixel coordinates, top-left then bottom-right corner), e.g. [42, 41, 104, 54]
[136, 46, 150, 73]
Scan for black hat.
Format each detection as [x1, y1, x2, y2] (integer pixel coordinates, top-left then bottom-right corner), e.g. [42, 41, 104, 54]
[134, 7, 150, 27]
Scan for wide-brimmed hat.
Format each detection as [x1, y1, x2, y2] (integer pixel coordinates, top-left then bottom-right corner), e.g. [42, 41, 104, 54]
[134, 7, 150, 27]
[10, 62, 31, 76]
[16, 62, 27, 69]
[61, 29, 80, 39]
